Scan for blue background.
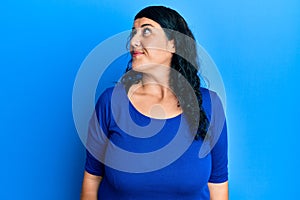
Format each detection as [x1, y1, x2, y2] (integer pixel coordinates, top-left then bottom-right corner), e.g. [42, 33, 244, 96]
[0, 0, 299, 199]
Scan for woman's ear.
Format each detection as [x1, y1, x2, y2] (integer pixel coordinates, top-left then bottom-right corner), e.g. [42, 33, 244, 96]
[167, 39, 176, 53]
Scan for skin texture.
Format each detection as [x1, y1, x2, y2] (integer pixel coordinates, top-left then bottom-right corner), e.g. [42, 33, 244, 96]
[81, 171, 102, 200]
[208, 182, 229, 200]
[81, 17, 228, 200]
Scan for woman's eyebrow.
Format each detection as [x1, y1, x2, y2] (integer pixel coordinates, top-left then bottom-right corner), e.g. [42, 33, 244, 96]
[132, 23, 154, 30]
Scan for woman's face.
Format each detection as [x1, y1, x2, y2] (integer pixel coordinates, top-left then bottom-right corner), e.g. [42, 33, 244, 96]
[130, 17, 175, 72]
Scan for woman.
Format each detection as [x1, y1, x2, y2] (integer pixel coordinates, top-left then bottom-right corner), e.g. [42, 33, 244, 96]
[81, 6, 228, 199]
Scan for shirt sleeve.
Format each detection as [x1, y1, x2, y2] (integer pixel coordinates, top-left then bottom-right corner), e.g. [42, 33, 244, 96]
[208, 91, 228, 183]
[85, 89, 111, 177]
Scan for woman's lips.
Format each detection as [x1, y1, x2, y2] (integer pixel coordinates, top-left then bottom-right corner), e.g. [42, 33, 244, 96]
[132, 51, 144, 57]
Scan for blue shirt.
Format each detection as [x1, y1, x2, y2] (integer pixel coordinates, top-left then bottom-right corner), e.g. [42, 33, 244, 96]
[85, 84, 228, 199]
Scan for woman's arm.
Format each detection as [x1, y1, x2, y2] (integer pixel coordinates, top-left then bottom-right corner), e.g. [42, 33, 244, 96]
[208, 181, 228, 200]
[81, 171, 102, 200]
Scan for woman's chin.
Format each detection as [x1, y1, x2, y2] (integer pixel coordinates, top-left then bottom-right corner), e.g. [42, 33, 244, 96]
[131, 63, 146, 72]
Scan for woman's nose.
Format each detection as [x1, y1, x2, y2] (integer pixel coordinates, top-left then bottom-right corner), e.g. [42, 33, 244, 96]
[130, 33, 141, 47]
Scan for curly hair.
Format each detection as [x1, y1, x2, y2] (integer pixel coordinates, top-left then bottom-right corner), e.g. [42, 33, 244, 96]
[121, 6, 208, 139]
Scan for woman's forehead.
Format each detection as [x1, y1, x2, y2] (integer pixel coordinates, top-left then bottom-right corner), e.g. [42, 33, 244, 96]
[133, 17, 162, 29]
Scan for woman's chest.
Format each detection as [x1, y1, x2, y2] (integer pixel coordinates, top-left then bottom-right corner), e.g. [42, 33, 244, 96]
[103, 132, 212, 194]
[103, 107, 212, 194]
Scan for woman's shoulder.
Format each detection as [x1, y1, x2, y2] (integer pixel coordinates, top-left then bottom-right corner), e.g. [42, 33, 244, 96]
[200, 87, 225, 116]
[200, 87, 220, 103]
[97, 83, 127, 103]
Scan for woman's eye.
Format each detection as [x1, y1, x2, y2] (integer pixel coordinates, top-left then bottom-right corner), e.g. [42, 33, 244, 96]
[143, 28, 151, 36]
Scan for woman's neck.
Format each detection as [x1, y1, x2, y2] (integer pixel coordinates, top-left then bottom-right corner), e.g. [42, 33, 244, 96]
[140, 71, 171, 99]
